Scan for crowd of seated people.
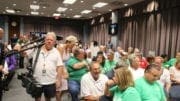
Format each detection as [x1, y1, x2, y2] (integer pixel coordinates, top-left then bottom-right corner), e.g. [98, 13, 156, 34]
[1, 30, 180, 101]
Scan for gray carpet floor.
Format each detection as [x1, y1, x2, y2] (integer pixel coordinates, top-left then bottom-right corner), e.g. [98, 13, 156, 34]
[2, 69, 56, 101]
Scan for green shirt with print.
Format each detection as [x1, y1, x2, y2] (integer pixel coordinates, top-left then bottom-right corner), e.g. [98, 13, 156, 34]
[135, 77, 166, 101]
[110, 86, 141, 101]
[66, 56, 88, 82]
[102, 60, 117, 74]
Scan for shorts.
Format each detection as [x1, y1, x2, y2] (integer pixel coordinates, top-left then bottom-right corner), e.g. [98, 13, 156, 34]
[35, 83, 56, 98]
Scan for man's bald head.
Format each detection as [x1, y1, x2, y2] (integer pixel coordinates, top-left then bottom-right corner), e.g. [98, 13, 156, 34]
[0, 28, 4, 39]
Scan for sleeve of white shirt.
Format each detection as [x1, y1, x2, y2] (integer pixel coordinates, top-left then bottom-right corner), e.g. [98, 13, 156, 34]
[80, 74, 91, 97]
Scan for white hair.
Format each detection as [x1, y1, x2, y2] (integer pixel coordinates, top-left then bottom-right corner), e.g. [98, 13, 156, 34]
[46, 32, 56, 40]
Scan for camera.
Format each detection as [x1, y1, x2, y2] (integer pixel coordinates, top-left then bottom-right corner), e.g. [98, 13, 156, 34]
[17, 67, 34, 87]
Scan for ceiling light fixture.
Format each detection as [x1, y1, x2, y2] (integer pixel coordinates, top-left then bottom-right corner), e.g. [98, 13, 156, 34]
[43, 6, 46, 9]
[124, 4, 128, 6]
[57, 7, 67, 12]
[6, 9, 15, 13]
[53, 13, 61, 16]
[33, 1, 37, 4]
[93, 2, 108, 8]
[80, 1, 84, 3]
[16, 10, 21, 13]
[13, 4, 16, 6]
[73, 15, 81, 18]
[31, 11, 39, 15]
[30, 4, 40, 10]
[63, 0, 77, 4]
[81, 10, 92, 14]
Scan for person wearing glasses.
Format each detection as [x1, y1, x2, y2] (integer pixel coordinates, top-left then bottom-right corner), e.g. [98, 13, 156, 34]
[135, 64, 166, 101]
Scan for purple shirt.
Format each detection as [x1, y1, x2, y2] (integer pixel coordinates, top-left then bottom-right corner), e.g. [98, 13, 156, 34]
[5, 55, 17, 71]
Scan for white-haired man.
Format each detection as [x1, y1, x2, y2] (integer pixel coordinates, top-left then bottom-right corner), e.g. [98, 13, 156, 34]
[32, 32, 64, 101]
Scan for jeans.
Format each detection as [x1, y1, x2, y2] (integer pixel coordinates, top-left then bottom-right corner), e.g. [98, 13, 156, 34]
[68, 80, 80, 101]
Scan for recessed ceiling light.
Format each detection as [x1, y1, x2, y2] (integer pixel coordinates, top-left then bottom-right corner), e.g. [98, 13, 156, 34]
[73, 15, 81, 18]
[109, 9, 112, 11]
[53, 13, 61, 16]
[6, 9, 15, 13]
[70, 9, 73, 11]
[63, 0, 77, 4]
[80, 1, 84, 3]
[57, 7, 67, 12]
[93, 2, 108, 8]
[33, 1, 37, 4]
[30, 4, 40, 10]
[13, 4, 16, 6]
[124, 4, 128, 6]
[81, 10, 92, 14]
[16, 10, 21, 13]
[43, 6, 46, 9]
[31, 11, 39, 15]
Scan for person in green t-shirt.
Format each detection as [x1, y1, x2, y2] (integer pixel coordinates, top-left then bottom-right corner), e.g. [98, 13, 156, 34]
[135, 64, 166, 101]
[103, 51, 117, 74]
[66, 48, 88, 101]
[166, 52, 180, 68]
[104, 67, 141, 101]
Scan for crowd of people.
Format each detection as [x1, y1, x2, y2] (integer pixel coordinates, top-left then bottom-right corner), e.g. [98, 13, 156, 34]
[0, 27, 180, 101]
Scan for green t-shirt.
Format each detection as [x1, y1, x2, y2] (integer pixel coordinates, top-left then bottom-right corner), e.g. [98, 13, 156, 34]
[66, 56, 88, 82]
[163, 61, 170, 69]
[103, 60, 117, 74]
[166, 58, 177, 68]
[110, 86, 141, 101]
[135, 77, 166, 101]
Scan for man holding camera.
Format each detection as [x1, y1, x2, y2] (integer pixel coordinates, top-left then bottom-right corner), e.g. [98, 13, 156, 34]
[31, 32, 64, 101]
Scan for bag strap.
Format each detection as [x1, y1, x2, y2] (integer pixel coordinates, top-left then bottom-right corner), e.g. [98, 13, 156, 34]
[32, 46, 41, 74]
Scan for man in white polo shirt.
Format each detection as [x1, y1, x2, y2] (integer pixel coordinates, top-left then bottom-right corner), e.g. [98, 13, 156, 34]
[33, 32, 64, 101]
[81, 62, 108, 101]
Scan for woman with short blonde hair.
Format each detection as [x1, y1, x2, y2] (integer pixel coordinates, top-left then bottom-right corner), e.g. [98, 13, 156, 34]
[115, 67, 134, 90]
[104, 66, 141, 101]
